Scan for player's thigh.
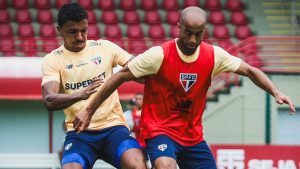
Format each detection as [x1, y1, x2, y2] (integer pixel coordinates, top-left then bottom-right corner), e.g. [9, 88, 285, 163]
[101, 125, 145, 168]
[121, 147, 147, 169]
[177, 141, 217, 169]
[146, 135, 178, 169]
[62, 131, 98, 169]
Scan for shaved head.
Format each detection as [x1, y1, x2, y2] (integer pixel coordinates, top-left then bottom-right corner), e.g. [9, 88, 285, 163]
[177, 6, 207, 55]
[180, 6, 207, 26]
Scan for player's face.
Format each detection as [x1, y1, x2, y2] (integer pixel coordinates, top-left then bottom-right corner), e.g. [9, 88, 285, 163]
[135, 94, 144, 109]
[178, 21, 206, 55]
[57, 19, 88, 52]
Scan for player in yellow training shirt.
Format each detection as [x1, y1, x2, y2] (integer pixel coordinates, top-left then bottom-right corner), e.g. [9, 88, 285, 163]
[41, 3, 147, 169]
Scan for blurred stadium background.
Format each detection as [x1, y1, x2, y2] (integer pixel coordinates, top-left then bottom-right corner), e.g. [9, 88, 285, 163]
[0, 0, 299, 168]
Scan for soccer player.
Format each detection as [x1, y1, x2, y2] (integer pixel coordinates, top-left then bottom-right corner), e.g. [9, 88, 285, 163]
[41, 3, 147, 169]
[73, 6, 295, 169]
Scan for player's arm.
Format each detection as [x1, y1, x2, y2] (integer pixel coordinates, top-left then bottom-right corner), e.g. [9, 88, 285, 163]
[235, 61, 295, 114]
[73, 67, 136, 132]
[73, 46, 164, 132]
[42, 79, 103, 111]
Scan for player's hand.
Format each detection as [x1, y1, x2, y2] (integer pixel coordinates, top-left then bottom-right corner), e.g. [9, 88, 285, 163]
[73, 108, 92, 133]
[275, 93, 296, 115]
[80, 78, 104, 100]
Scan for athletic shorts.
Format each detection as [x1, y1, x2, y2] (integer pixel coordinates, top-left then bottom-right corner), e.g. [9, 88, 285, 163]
[61, 125, 141, 169]
[146, 135, 217, 169]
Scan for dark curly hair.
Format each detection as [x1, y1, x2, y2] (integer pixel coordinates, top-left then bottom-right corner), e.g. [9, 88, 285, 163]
[58, 3, 88, 27]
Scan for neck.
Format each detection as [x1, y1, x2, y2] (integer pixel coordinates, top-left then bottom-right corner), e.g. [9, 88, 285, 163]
[176, 39, 196, 56]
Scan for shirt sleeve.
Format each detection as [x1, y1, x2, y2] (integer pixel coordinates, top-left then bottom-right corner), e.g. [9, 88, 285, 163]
[128, 46, 164, 78]
[102, 40, 132, 67]
[41, 53, 60, 85]
[212, 45, 242, 77]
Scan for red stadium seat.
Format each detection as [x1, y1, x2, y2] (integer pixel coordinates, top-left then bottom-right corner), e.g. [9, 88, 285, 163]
[0, 0, 7, 9]
[37, 10, 54, 24]
[141, 0, 158, 10]
[126, 24, 144, 38]
[34, 0, 51, 9]
[213, 25, 230, 39]
[104, 24, 123, 47]
[204, 0, 222, 11]
[20, 38, 37, 56]
[148, 24, 166, 39]
[162, 0, 179, 10]
[208, 11, 226, 25]
[15, 9, 32, 23]
[0, 38, 15, 56]
[13, 0, 29, 9]
[234, 25, 252, 40]
[88, 24, 100, 39]
[120, 0, 136, 10]
[166, 10, 180, 25]
[230, 11, 248, 25]
[123, 10, 140, 25]
[170, 25, 179, 38]
[127, 39, 147, 54]
[101, 10, 118, 24]
[0, 9, 10, 23]
[0, 24, 13, 37]
[42, 39, 59, 53]
[40, 24, 57, 38]
[183, 0, 200, 8]
[87, 10, 97, 24]
[126, 25, 147, 53]
[78, 0, 93, 10]
[104, 24, 122, 38]
[217, 39, 233, 49]
[18, 24, 35, 37]
[225, 0, 244, 11]
[98, 0, 115, 10]
[56, 0, 71, 9]
[148, 24, 166, 46]
[144, 11, 161, 25]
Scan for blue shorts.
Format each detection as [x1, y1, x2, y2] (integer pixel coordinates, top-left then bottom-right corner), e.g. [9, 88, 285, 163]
[146, 135, 217, 169]
[61, 125, 141, 169]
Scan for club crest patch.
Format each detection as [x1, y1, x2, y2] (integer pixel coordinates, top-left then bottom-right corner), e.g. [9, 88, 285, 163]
[158, 144, 167, 151]
[65, 143, 72, 151]
[179, 73, 197, 92]
[91, 56, 102, 66]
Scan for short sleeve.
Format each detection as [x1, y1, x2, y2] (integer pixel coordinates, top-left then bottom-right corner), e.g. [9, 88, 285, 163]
[128, 46, 164, 78]
[100, 40, 132, 67]
[41, 54, 60, 85]
[212, 45, 242, 77]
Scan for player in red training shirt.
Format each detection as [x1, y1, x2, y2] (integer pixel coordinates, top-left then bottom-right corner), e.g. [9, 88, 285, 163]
[73, 6, 295, 169]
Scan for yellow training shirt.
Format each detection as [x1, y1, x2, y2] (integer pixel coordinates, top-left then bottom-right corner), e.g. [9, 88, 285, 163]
[42, 40, 131, 131]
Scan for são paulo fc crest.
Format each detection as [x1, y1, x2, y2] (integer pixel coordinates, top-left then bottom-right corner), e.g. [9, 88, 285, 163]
[158, 144, 167, 151]
[179, 73, 197, 92]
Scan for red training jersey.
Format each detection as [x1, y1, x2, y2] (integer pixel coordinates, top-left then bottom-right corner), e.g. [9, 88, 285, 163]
[141, 40, 215, 146]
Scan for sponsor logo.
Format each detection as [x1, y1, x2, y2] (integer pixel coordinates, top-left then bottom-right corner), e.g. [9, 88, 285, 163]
[217, 149, 245, 169]
[89, 41, 101, 47]
[76, 62, 88, 67]
[179, 73, 197, 92]
[65, 64, 73, 69]
[65, 143, 72, 151]
[54, 50, 63, 55]
[65, 72, 105, 90]
[158, 144, 167, 151]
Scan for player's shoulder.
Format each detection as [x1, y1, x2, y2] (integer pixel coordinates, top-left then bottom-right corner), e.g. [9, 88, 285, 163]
[87, 39, 116, 47]
[43, 45, 64, 60]
[86, 39, 103, 48]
